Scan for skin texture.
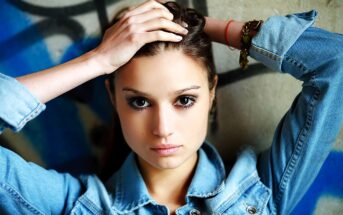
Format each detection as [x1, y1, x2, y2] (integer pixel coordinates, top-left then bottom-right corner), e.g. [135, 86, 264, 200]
[105, 49, 217, 212]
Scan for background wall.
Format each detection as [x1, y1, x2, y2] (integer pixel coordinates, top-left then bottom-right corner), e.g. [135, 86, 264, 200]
[0, 0, 342, 214]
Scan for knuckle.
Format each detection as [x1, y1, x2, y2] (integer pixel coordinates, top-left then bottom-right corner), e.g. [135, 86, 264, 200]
[156, 31, 164, 38]
[158, 17, 167, 25]
[126, 16, 135, 24]
[161, 8, 172, 18]
[125, 23, 138, 34]
[121, 11, 130, 20]
[128, 33, 138, 43]
[156, 8, 164, 14]
[149, 0, 163, 9]
[120, 12, 130, 22]
[128, 6, 135, 11]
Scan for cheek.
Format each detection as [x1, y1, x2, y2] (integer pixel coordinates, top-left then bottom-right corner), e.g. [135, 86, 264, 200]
[120, 114, 145, 141]
[180, 97, 210, 142]
[115, 98, 148, 148]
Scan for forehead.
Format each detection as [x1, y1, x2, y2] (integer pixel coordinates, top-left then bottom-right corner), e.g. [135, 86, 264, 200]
[115, 50, 208, 91]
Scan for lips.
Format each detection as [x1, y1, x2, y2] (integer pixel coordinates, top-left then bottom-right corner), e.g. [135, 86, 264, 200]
[151, 144, 182, 149]
[150, 144, 182, 156]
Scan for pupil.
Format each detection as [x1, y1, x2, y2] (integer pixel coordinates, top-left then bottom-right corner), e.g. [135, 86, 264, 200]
[181, 97, 189, 105]
[137, 99, 145, 106]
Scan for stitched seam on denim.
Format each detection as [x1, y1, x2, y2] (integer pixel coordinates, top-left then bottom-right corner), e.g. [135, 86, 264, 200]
[17, 103, 44, 130]
[216, 149, 259, 209]
[114, 200, 155, 214]
[251, 45, 283, 62]
[117, 199, 154, 214]
[0, 182, 45, 215]
[274, 56, 318, 213]
[187, 182, 225, 198]
[215, 172, 259, 212]
[113, 167, 152, 213]
[114, 171, 152, 214]
[113, 171, 124, 208]
[187, 144, 226, 197]
[226, 180, 271, 215]
[78, 196, 102, 215]
[256, 181, 272, 215]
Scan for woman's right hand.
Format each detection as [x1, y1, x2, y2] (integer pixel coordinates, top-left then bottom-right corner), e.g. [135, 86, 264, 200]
[93, 0, 188, 75]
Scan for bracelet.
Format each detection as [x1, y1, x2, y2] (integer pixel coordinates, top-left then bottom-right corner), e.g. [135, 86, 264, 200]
[224, 19, 235, 50]
[239, 20, 263, 70]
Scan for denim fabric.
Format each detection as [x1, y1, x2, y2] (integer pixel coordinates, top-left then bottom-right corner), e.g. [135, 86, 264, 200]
[1, 10, 343, 215]
[0, 73, 45, 133]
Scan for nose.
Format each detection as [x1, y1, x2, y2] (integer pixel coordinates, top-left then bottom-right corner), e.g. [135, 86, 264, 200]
[152, 105, 174, 138]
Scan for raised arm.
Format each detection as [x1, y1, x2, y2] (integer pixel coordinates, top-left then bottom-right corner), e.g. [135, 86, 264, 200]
[254, 14, 343, 214]
[205, 11, 343, 214]
[15, 0, 188, 104]
[0, 1, 188, 213]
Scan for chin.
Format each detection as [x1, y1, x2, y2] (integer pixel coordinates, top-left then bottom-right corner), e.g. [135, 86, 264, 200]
[150, 157, 185, 170]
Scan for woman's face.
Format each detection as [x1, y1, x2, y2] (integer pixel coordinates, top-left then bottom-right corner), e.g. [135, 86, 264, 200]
[112, 49, 216, 170]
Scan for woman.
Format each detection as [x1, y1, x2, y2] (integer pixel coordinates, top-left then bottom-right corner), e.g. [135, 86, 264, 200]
[0, 0, 342, 214]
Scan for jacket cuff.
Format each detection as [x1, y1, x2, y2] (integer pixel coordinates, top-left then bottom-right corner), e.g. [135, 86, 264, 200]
[250, 10, 317, 72]
[0, 73, 45, 133]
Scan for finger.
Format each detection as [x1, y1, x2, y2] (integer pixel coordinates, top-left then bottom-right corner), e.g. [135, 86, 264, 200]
[126, 8, 173, 25]
[155, 0, 167, 3]
[124, 0, 169, 19]
[181, 21, 188, 28]
[141, 18, 188, 35]
[103, 21, 123, 39]
[141, 31, 184, 44]
[118, 1, 174, 35]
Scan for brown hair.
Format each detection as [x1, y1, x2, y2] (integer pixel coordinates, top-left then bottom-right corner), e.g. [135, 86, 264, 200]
[100, 1, 217, 180]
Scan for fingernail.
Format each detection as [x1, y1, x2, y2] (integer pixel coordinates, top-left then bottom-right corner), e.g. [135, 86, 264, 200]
[175, 35, 183, 40]
[169, 12, 174, 19]
[181, 21, 188, 28]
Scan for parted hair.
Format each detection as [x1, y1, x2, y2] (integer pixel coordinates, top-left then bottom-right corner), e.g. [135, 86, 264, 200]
[108, 1, 216, 91]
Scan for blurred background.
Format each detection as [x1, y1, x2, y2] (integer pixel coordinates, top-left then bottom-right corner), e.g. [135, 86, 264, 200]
[0, 0, 342, 214]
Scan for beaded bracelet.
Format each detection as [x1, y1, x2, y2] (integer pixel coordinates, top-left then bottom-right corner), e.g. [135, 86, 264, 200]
[239, 20, 263, 70]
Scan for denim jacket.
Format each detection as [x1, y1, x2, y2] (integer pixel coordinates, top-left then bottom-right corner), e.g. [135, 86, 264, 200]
[1, 11, 343, 215]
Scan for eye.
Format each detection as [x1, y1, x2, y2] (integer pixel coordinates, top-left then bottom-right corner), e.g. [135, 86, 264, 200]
[175, 95, 197, 108]
[128, 97, 151, 110]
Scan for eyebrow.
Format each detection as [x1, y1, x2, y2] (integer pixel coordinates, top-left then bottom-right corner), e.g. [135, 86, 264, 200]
[122, 85, 201, 96]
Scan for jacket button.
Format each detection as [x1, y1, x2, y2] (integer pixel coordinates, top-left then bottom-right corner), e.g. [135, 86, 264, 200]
[246, 206, 258, 214]
[189, 209, 201, 215]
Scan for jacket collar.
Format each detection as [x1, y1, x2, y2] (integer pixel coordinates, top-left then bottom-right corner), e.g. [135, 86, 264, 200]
[105, 152, 153, 213]
[186, 143, 226, 198]
[106, 142, 226, 213]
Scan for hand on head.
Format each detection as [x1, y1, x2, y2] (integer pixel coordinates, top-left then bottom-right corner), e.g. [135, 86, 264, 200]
[94, 0, 188, 74]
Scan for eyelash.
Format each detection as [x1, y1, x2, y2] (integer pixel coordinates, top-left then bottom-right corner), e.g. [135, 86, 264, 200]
[126, 95, 198, 111]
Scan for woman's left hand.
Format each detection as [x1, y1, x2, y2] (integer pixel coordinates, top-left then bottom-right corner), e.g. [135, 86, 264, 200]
[93, 0, 188, 75]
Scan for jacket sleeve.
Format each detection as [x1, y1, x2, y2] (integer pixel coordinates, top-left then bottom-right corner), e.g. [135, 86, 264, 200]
[0, 146, 84, 214]
[0, 73, 83, 214]
[0, 73, 45, 134]
[251, 11, 343, 214]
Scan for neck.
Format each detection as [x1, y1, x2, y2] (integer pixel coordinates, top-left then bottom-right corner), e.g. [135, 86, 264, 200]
[137, 153, 198, 206]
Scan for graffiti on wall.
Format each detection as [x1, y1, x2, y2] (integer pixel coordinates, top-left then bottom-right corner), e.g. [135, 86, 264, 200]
[0, 0, 342, 214]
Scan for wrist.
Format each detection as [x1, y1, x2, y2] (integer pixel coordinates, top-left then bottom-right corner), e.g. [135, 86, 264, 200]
[226, 20, 244, 49]
[85, 49, 118, 76]
[204, 17, 244, 49]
